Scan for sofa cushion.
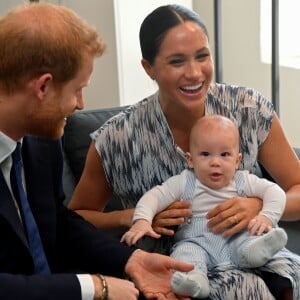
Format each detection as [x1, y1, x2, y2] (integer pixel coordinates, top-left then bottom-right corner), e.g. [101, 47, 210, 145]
[64, 107, 127, 183]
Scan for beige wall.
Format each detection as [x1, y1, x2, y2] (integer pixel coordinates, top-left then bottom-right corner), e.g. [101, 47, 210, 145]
[61, 0, 120, 108]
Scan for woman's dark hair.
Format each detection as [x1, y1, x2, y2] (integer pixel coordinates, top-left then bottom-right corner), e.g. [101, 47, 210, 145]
[139, 4, 208, 65]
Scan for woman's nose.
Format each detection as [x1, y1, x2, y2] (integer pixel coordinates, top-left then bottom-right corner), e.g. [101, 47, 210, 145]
[184, 61, 202, 79]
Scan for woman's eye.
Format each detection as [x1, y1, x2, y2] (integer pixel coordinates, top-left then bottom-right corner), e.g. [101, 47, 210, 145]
[169, 59, 184, 66]
[196, 53, 210, 61]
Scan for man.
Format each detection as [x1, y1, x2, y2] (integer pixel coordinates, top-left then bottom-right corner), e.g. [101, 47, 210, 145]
[0, 3, 193, 300]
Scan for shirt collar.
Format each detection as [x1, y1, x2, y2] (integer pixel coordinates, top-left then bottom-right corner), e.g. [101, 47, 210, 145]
[0, 132, 20, 164]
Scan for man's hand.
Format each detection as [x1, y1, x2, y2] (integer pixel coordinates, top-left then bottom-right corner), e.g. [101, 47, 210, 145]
[206, 196, 262, 237]
[125, 250, 193, 299]
[152, 201, 192, 236]
[92, 275, 139, 300]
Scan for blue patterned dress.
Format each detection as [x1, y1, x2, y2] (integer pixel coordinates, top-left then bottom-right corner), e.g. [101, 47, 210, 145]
[91, 83, 300, 299]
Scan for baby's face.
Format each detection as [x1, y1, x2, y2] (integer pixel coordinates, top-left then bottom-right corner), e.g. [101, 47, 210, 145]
[187, 129, 241, 190]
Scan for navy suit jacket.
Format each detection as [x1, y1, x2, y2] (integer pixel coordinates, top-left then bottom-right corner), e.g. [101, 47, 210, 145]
[0, 136, 134, 299]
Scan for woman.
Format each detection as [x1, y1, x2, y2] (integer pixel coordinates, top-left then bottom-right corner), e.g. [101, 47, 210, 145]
[69, 4, 300, 299]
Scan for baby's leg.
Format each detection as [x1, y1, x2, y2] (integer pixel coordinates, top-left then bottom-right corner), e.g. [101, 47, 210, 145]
[171, 269, 210, 298]
[238, 227, 288, 268]
[170, 241, 210, 298]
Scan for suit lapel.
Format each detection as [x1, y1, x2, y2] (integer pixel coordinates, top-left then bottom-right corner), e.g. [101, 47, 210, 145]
[0, 169, 29, 249]
[21, 137, 59, 257]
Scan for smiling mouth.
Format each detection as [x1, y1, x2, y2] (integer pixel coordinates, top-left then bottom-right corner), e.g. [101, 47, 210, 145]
[180, 83, 203, 94]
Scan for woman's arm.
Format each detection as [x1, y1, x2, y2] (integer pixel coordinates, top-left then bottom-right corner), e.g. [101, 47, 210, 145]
[258, 113, 300, 220]
[68, 142, 134, 229]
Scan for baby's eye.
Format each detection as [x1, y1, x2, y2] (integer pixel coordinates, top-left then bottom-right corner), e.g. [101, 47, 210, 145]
[201, 151, 210, 157]
[221, 152, 230, 157]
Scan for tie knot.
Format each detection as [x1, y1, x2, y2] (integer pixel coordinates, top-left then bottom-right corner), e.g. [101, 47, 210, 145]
[12, 142, 22, 162]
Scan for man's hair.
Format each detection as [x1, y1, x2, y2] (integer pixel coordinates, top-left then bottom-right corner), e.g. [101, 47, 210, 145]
[0, 2, 105, 94]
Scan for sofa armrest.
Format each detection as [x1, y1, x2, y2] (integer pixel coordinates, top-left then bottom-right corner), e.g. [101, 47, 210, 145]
[278, 220, 300, 254]
[259, 148, 300, 255]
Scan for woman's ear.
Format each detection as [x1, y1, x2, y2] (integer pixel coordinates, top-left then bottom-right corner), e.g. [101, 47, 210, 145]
[141, 59, 155, 80]
[33, 73, 53, 99]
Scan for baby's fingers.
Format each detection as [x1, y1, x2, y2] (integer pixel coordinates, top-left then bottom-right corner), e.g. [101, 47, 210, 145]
[248, 218, 272, 236]
[147, 230, 161, 240]
[132, 230, 161, 244]
[121, 231, 141, 246]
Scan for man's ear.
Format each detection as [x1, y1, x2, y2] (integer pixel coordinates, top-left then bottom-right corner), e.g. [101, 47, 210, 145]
[141, 59, 155, 80]
[33, 73, 53, 99]
[186, 152, 194, 169]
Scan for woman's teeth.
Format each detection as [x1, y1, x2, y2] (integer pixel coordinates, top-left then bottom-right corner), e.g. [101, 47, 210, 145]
[181, 83, 203, 93]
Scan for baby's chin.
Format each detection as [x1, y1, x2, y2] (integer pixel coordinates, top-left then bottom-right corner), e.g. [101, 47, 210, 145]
[204, 179, 229, 190]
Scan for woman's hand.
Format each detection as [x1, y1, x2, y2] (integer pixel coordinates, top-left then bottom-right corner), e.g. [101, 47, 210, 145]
[152, 201, 192, 236]
[206, 196, 263, 237]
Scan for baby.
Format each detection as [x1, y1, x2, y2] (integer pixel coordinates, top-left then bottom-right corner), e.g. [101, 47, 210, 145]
[121, 115, 287, 298]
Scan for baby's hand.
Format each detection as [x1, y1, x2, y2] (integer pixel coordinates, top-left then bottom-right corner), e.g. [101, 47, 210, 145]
[120, 219, 161, 246]
[248, 214, 272, 236]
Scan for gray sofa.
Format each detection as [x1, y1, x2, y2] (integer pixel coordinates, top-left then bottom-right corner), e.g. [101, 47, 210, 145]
[62, 107, 300, 255]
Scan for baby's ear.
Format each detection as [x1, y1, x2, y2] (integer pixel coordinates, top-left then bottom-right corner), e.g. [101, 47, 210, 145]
[186, 152, 194, 168]
[236, 152, 242, 169]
